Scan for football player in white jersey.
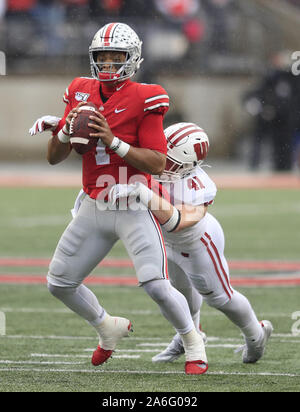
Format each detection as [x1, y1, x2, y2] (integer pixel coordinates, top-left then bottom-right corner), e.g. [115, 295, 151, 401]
[110, 122, 273, 364]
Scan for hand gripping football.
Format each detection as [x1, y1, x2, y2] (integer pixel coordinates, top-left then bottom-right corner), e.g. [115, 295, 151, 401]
[69, 102, 99, 155]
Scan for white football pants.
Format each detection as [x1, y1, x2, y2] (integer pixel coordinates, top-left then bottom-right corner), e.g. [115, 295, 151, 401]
[165, 213, 263, 342]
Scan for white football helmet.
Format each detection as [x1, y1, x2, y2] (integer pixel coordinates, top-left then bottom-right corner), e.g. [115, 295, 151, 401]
[89, 22, 143, 82]
[159, 122, 210, 180]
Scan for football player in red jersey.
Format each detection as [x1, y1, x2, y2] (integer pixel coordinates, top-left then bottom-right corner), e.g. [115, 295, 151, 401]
[29, 23, 207, 375]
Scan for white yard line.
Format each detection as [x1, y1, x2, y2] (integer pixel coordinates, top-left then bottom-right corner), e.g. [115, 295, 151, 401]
[2, 333, 299, 341]
[0, 367, 299, 378]
[1, 306, 300, 327]
[0, 356, 140, 365]
[83, 349, 162, 353]
[0, 308, 157, 316]
[3, 334, 97, 340]
[30, 353, 140, 358]
[0, 308, 297, 319]
[0, 308, 72, 313]
[0, 360, 84, 365]
[136, 343, 240, 348]
[111, 355, 140, 359]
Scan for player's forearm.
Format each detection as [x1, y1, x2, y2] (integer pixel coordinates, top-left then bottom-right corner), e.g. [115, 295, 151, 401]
[128, 183, 206, 230]
[110, 183, 207, 232]
[123, 148, 166, 175]
[147, 191, 174, 224]
[149, 197, 207, 232]
[175, 204, 208, 231]
[47, 136, 72, 165]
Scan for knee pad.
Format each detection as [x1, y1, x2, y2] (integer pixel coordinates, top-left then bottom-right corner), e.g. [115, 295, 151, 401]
[49, 257, 68, 278]
[202, 291, 231, 309]
[47, 257, 79, 288]
[47, 283, 76, 300]
[142, 279, 171, 305]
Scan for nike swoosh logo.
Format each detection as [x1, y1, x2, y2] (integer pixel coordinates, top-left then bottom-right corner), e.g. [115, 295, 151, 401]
[115, 108, 127, 114]
[116, 84, 125, 91]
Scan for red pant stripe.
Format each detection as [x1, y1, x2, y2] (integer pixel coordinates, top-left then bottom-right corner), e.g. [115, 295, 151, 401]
[148, 211, 168, 280]
[200, 237, 232, 299]
[204, 232, 233, 294]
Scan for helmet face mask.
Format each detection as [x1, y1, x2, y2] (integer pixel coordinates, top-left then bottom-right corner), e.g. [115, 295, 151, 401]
[160, 156, 197, 181]
[89, 23, 143, 82]
[157, 122, 210, 182]
[92, 49, 129, 81]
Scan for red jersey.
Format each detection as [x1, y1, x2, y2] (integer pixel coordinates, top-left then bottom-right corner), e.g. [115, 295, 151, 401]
[56, 77, 169, 198]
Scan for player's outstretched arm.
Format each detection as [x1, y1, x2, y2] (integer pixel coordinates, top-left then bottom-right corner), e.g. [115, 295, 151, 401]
[109, 183, 207, 232]
[148, 192, 207, 232]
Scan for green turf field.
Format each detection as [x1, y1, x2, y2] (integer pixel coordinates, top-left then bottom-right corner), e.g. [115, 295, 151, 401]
[0, 186, 300, 392]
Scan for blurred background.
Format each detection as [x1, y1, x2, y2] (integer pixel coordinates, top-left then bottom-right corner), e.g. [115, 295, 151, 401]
[0, 0, 300, 172]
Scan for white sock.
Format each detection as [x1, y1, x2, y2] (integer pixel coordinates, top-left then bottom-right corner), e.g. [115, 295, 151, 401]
[92, 313, 129, 349]
[181, 328, 207, 363]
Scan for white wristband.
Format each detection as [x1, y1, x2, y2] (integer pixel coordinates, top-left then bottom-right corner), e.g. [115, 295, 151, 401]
[110, 136, 130, 158]
[162, 208, 181, 232]
[57, 125, 70, 144]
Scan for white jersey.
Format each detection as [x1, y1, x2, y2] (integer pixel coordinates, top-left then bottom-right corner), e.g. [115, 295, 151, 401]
[161, 166, 217, 247]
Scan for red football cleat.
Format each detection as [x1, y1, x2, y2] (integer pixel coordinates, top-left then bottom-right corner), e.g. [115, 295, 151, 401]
[185, 360, 208, 375]
[91, 345, 113, 366]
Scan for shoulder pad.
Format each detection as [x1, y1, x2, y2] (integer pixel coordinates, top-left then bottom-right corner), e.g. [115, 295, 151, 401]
[137, 83, 170, 114]
[63, 77, 95, 105]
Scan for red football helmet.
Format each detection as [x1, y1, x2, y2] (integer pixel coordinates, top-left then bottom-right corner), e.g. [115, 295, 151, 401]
[160, 122, 210, 180]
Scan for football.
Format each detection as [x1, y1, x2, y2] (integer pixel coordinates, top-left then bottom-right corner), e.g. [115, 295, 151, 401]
[69, 102, 99, 155]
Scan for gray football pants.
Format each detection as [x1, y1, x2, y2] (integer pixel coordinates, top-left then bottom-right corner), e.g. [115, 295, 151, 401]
[47, 195, 194, 335]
